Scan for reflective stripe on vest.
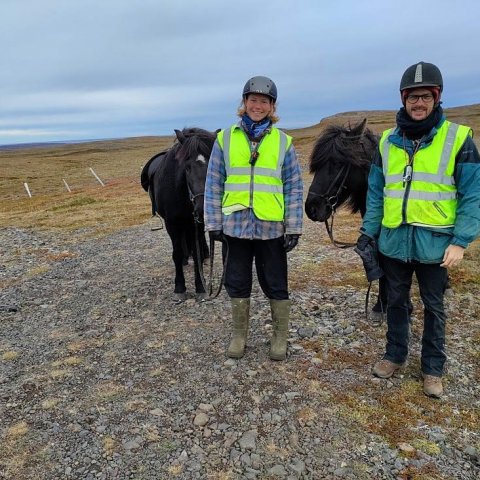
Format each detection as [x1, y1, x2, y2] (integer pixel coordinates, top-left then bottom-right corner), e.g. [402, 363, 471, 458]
[379, 121, 471, 228]
[218, 125, 292, 220]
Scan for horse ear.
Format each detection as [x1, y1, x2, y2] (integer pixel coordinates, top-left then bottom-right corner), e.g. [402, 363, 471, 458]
[349, 118, 368, 138]
[175, 129, 186, 144]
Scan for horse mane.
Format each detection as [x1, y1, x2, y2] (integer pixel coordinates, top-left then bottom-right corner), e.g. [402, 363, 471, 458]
[174, 127, 217, 163]
[309, 120, 378, 173]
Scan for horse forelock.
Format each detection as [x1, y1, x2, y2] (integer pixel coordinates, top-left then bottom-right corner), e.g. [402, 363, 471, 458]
[309, 124, 378, 173]
[175, 128, 216, 163]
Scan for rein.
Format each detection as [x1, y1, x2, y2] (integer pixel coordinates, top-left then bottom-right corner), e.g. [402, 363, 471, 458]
[187, 173, 226, 299]
[194, 227, 227, 300]
[308, 163, 356, 248]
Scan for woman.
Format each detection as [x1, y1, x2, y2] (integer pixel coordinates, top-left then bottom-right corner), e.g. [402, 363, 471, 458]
[204, 75, 303, 360]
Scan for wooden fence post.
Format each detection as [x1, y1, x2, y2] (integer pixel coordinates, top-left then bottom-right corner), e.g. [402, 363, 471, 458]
[63, 179, 72, 192]
[89, 167, 105, 187]
[23, 182, 32, 198]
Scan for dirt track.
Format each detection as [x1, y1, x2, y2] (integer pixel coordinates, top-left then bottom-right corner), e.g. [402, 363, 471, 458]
[0, 221, 479, 480]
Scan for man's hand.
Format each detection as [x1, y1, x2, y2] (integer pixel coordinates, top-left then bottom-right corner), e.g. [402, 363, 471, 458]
[284, 234, 300, 253]
[441, 245, 465, 267]
[355, 233, 372, 251]
[354, 233, 384, 282]
[209, 230, 224, 242]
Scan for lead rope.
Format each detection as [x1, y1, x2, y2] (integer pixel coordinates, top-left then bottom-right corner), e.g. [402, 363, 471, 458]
[324, 215, 356, 248]
[364, 282, 385, 325]
[207, 236, 228, 299]
[194, 226, 227, 300]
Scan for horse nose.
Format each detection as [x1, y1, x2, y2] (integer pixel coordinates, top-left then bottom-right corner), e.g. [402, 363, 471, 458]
[305, 197, 330, 222]
[305, 196, 320, 221]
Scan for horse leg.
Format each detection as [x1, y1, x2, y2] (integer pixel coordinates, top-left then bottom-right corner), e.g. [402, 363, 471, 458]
[165, 222, 188, 301]
[191, 224, 207, 299]
[181, 233, 189, 266]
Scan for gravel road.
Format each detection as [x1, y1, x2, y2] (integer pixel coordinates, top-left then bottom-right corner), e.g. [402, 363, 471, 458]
[1, 223, 479, 480]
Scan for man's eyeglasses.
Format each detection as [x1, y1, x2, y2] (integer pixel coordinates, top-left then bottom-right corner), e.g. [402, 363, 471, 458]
[406, 93, 434, 104]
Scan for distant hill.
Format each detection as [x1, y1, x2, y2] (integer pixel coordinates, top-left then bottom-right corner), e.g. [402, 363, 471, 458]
[287, 104, 480, 147]
[2, 104, 479, 152]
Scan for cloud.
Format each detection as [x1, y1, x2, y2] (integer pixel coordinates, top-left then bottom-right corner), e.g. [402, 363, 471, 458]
[1, 0, 479, 144]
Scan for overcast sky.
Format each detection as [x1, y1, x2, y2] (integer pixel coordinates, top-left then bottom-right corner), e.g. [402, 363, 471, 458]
[1, 0, 479, 145]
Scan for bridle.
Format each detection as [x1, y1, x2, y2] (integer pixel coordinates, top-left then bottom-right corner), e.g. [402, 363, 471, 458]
[189, 190, 205, 224]
[308, 162, 356, 248]
[187, 178, 205, 224]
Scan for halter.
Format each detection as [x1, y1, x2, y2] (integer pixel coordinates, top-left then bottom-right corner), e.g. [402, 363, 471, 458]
[187, 185, 205, 224]
[308, 163, 355, 248]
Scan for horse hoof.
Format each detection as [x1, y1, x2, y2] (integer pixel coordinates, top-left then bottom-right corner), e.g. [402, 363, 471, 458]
[173, 292, 188, 302]
[369, 310, 384, 326]
[196, 293, 208, 302]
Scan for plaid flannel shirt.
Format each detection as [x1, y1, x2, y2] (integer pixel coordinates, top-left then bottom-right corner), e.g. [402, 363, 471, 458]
[204, 123, 303, 240]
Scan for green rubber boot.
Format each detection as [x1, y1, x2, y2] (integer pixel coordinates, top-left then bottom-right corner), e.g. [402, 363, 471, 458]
[227, 298, 250, 359]
[269, 299, 291, 361]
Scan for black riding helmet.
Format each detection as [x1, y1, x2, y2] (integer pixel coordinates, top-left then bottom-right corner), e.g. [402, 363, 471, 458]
[400, 61, 443, 92]
[243, 76, 277, 103]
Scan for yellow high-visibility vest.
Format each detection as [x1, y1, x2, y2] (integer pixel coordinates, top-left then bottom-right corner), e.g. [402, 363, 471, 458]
[380, 121, 471, 228]
[218, 125, 292, 221]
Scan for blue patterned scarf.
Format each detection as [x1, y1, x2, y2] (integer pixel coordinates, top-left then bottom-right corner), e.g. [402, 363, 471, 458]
[241, 114, 271, 140]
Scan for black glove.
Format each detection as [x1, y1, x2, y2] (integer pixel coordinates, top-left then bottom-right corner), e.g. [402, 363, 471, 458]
[354, 234, 384, 282]
[209, 230, 224, 242]
[355, 233, 372, 252]
[284, 234, 300, 253]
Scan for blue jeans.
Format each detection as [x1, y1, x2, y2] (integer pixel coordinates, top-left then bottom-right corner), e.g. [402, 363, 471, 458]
[380, 255, 448, 376]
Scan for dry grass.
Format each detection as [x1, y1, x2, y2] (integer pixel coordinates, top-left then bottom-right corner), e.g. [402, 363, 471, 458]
[2, 351, 20, 361]
[0, 135, 173, 241]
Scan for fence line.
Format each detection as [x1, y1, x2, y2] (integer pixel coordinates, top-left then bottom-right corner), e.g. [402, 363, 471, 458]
[1, 166, 143, 201]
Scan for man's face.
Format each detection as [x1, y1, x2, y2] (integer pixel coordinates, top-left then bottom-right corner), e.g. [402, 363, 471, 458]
[404, 88, 435, 121]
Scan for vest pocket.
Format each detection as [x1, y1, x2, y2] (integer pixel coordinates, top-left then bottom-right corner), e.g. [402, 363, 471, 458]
[433, 202, 448, 219]
[273, 194, 283, 209]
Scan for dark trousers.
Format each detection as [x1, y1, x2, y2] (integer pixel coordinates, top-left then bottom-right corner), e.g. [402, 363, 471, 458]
[381, 255, 448, 376]
[223, 236, 288, 300]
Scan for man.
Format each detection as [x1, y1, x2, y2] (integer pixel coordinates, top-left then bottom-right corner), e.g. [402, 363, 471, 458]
[204, 75, 303, 360]
[356, 61, 480, 398]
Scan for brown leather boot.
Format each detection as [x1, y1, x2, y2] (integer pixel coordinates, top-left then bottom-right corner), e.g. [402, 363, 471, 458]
[423, 374, 443, 398]
[227, 298, 250, 359]
[372, 359, 405, 379]
[269, 299, 290, 361]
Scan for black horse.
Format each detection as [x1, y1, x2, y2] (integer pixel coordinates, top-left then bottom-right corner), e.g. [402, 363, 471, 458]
[304, 119, 388, 318]
[141, 127, 217, 301]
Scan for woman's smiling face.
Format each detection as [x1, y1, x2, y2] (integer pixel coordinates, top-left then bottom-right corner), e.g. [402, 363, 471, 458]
[244, 93, 273, 122]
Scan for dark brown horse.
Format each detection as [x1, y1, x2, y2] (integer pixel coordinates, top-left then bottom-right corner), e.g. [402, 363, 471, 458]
[304, 119, 388, 317]
[141, 128, 217, 301]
